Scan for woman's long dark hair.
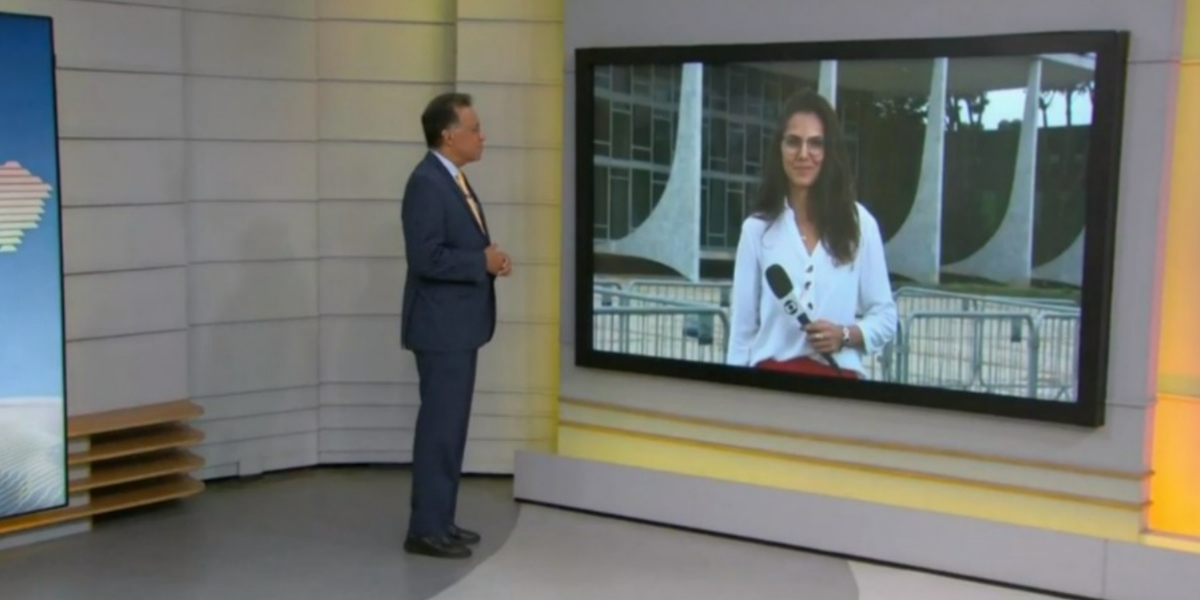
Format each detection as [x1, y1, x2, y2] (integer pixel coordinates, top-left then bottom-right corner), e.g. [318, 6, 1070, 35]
[752, 89, 859, 265]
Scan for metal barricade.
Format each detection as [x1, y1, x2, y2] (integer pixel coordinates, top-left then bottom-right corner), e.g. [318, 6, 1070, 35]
[625, 280, 731, 359]
[896, 312, 1040, 398]
[891, 287, 1079, 400]
[1035, 313, 1080, 401]
[589, 279, 1081, 399]
[592, 287, 729, 363]
[625, 280, 730, 306]
[893, 286, 1079, 317]
[594, 280, 624, 307]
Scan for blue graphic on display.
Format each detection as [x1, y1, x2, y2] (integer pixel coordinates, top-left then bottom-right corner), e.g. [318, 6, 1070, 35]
[0, 12, 68, 521]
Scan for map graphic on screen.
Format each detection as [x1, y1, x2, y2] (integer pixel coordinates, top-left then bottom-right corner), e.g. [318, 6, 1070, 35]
[0, 12, 69, 521]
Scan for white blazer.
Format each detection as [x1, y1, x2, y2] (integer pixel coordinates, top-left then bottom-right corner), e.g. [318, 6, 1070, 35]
[725, 202, 898, 378]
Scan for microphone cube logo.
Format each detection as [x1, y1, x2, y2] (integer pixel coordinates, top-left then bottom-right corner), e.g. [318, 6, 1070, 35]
[783, 298, 799, 315]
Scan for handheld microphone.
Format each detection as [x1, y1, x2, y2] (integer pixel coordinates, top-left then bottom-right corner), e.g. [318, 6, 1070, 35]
[764, 264, 841, 373]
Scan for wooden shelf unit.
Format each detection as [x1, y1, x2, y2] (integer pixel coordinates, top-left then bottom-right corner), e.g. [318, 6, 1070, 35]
[0, 399, 206, 538]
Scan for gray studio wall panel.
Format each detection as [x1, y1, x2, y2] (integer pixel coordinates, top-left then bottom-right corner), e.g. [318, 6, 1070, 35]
[183, 12, 316, 79]
[186, 80, 318, 142]
[187, 142, 318, 202]
[59, 140, 186, 206]
[63, 205, 187, 274]
[317, 143, 430, 200]
[56, 71, 185, 138]
[65, 268, 188, 340]
[183, 1, 320, 476]
[38, 0, 183, 73]
[187, 203, 319, 262]
[184, 0, 315, 20]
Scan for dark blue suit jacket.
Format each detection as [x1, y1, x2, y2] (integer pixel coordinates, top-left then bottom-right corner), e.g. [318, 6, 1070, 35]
[400, 152, 496, 353]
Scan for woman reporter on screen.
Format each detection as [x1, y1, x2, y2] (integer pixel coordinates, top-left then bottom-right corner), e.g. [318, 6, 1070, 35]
[725, 89, 897, 379]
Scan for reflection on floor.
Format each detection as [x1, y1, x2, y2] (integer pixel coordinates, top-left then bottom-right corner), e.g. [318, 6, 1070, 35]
[847, 561, 1065, 600]
[431, 504, 1066, 600]
[0, 468, 518, 600]
[429, 502, 858, 600]
[0, 467, 1070, 599]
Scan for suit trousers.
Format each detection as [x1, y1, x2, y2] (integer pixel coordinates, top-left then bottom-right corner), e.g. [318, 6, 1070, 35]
[407, 349, 478, 539]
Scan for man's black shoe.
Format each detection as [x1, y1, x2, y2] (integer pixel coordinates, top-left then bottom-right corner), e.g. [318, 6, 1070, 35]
[448, 525, 481, 545]
[404, 536, 471, 559]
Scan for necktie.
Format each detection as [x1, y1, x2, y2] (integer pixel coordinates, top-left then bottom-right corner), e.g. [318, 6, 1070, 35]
[454, 171, 486, 233]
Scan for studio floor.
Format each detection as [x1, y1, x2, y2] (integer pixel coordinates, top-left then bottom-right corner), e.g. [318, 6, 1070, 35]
[0, 468, 1068, 599]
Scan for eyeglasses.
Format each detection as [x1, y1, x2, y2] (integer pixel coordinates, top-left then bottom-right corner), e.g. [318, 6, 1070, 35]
[782, 135, 825, 155]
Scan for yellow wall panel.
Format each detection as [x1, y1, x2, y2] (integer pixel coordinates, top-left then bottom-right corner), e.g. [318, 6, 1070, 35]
[318, 22, 455, 83]
[474, 323, 558, 390]
[452, 0, 564, 451]
[559, 425, 1142, 541]
[317, 0, 455, 23]
[1144, 532, 1200, 554]
[465, 147, 562, 205]
[1185, 0, 1200, 62]
[1158, 65, 1200, 396]
[560, 400, 1145, 504]
[477, 203, 561, 264]
[1150, 395, 1200, 536]
[457, 0, 563, 21]
[496, 264, 560, 323]
[318, 83, 452, 143]
[1148, 0, 1200, 540]
[456, 22, 563, 84]
[463, 85, 563, 149]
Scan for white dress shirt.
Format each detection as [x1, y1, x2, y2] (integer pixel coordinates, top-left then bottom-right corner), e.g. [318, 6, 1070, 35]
[725, 202, 898, 378]
[431, 150, 460, 179]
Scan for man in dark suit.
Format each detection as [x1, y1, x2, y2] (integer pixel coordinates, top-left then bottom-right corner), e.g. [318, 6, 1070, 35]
[400, 92, 510, 559]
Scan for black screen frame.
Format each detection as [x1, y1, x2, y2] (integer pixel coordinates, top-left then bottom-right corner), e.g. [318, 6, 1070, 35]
[573, 30, 1128, 428]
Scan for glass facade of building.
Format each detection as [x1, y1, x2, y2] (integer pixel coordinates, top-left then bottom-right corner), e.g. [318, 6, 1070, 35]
[592, 64, 860, 257]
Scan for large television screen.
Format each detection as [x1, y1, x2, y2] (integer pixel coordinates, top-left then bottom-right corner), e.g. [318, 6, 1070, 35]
[573, 31, 1128, 427]
[0, 12, 68, 520]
